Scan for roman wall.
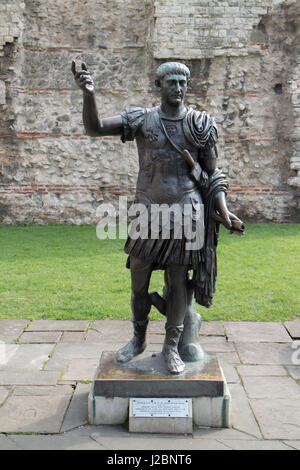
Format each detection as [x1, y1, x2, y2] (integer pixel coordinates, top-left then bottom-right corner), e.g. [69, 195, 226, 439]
[0, 0, 299, 224]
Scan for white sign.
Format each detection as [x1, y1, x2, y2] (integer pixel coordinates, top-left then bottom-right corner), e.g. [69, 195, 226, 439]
[131, 398, 191, 418]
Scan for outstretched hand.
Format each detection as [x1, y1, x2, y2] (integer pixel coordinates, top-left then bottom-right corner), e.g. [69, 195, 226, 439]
[213, 191, 245, 235]
[214, 210, 245, 236]
[71, 61, 95, 94]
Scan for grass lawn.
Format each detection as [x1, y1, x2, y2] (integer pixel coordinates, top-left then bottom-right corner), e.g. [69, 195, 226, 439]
[0, 223, 299, 322]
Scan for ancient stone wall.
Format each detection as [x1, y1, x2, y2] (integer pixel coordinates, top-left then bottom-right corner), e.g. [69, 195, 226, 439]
[0, 0, 299, 224]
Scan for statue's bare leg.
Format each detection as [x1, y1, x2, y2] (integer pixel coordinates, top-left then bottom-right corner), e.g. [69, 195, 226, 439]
[116, 256, 153, 363]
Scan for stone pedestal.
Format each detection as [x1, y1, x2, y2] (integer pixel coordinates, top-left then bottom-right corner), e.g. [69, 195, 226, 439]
[88, 351, 231, 432]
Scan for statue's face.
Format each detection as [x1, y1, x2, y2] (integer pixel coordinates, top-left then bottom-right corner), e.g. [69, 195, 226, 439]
[159, 74, 188, 106]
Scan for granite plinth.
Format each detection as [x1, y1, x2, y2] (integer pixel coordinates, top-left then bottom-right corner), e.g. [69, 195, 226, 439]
[93, 351, 224, 398]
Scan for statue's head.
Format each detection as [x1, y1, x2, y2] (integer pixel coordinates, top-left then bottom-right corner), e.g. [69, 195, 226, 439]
[155, 62, 190, 107]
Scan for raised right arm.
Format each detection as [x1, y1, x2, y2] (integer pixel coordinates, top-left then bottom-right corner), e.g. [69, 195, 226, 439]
[72, 61, 123, 137]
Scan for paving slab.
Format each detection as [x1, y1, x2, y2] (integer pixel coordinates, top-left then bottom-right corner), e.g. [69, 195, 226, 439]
[44, 342, 138, 373]
[242, 376, 300, 399]
[217, 439, 292, 450]
[284, 319, 300, 339]
[219, 363, 240, 383]
[85, 328, 132, 343]
[57, 380, 77, 386]
[90, 320, 165, 337]
[0, 343, 54, 371]
[8, 431, 104, 450]
[0, 434, 22, 450]
[27, 320, 90, 332]
[216, 351, 240, 364]
[0, 386, 10, 404]
[228, 383, 262, 438]
[224, 321, 292, 343]
[73, 423, 177, 438]
[43, 342, 107, 371]
[286, 365, 300, 380]
[0, 319, 30, 343]
[200, 321, 225, 336]
[86, 423, 198, 439]
[200, 336, 236, 353]
[283, 441, 300, 450]
[0, 371, 60, 386]
[249, 398, 300, 440]
[0, 394, 72, 433]
[61, 383, 90, 432]
[0, 344, 19, 366]
[61, 331, 85, 342]
[147, 334, 164, 344]
[237, 365, 287, 377]
[89, 434, 229, 450]
[12, 385, 73, 396]
[88, 320, 133, 337]
[235, 342, 295, 365]
[18, 331, 62, 344]
[290, 341, 300, 366]
[148, 321, 165, 335]
[193, 427, 259, 440]
[62, 358, 99, 381]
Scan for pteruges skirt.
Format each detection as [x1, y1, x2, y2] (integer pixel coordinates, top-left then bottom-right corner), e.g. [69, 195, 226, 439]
[124, 189, 205, 270]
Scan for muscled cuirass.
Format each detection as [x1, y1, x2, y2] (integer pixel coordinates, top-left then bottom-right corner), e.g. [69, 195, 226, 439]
[134, 107, 199, 205]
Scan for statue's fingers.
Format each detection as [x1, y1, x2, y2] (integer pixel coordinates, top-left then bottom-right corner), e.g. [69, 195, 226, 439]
[229, 211, 242, 223]
[77, 72, 89, 83]
[78, 76, 87, 85]
[71, 60, 76, 76]
[78, 71, 90, 78]
[221, 211, 232, 228]
[79, 74, 91, 83]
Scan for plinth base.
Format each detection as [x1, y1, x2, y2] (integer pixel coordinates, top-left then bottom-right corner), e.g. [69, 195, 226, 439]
[88, 351, 231, 431]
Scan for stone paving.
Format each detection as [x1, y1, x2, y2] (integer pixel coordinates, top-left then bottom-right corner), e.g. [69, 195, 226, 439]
[0, 318, 300, 450]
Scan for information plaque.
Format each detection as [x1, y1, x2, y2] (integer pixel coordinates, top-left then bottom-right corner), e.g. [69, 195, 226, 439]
[131, 398, 191, 418]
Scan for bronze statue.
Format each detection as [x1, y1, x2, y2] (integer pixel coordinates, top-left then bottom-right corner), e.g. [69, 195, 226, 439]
[72, 60, 244, 375]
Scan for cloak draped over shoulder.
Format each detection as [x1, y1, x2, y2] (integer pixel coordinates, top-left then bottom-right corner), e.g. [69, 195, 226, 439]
[183, 108, 218, 149]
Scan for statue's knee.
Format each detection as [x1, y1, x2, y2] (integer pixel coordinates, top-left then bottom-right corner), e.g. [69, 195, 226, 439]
[131, 288, 150, 303]
[168, 269, 188, 289]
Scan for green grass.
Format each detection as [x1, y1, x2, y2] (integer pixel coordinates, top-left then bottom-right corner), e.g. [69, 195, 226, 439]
[0, 223, 299, 321]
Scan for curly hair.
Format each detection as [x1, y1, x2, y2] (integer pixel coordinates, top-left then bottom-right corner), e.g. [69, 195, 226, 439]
[155, 62, 190, 86]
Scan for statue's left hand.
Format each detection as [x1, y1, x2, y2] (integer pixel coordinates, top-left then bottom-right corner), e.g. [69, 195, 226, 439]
[227, 211, 245, 235]
[213, 191, 245, 235]
[214, 210, 245, 235]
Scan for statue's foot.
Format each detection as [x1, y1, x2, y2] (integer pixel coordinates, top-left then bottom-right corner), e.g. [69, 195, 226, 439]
[163, 348, 185, 374]
[116, 338, 146, 364]
[162, 324, 185, 374]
